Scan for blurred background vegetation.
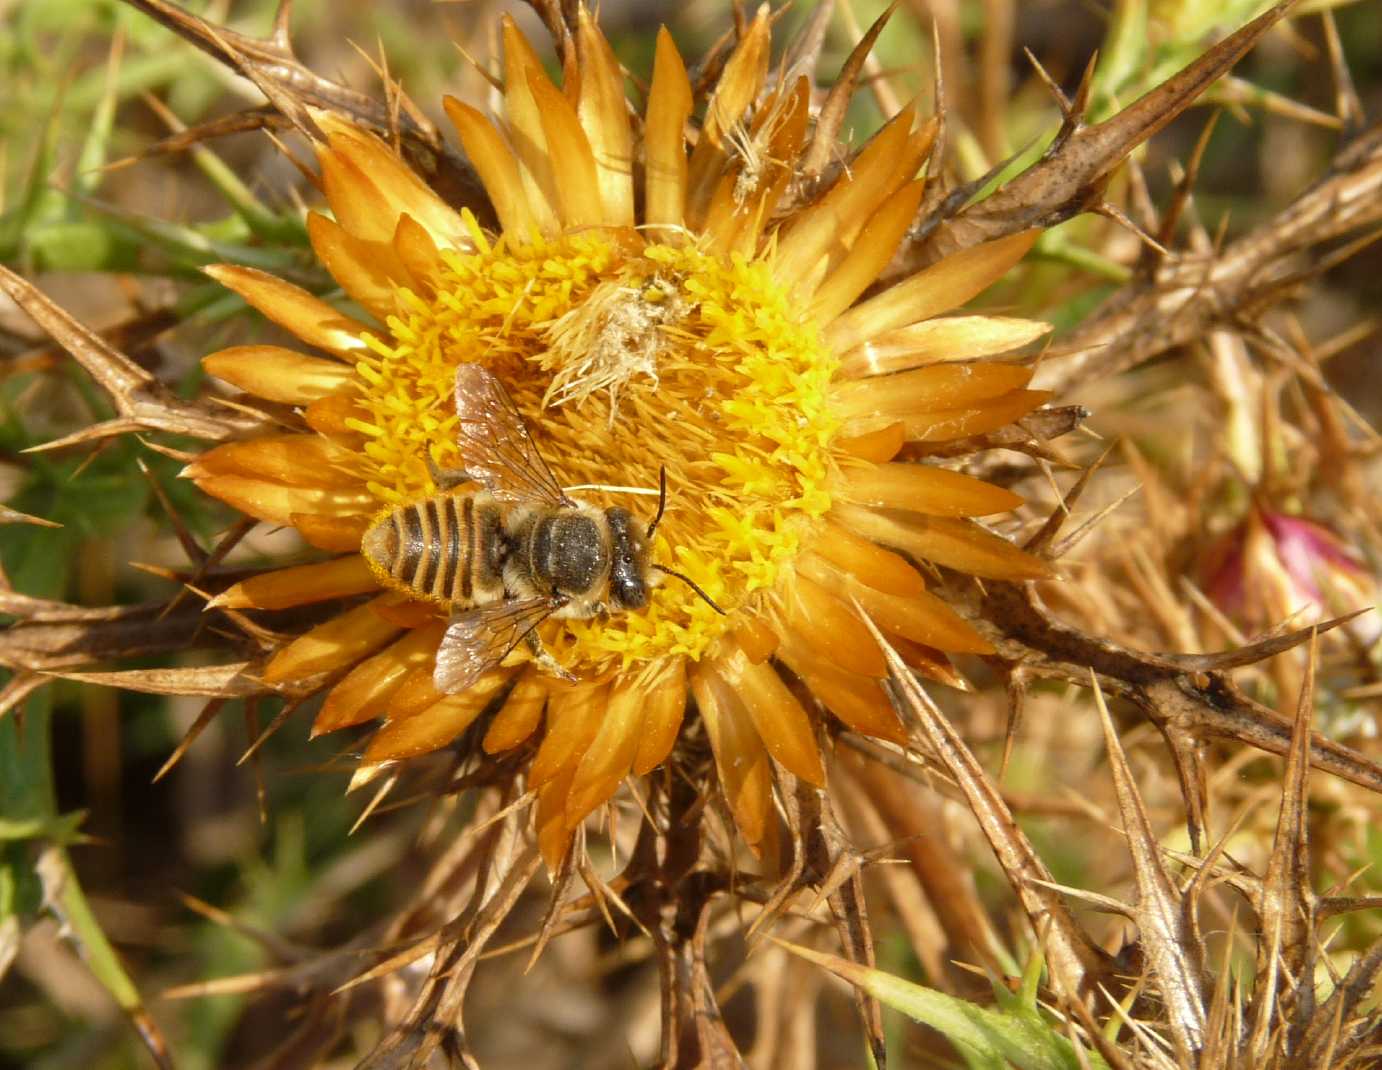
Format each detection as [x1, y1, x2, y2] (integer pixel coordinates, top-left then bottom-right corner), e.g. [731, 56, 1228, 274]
[1, 1, 1379, 1066]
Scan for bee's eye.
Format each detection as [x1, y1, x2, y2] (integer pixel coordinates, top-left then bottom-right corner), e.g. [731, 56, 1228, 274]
[622, 554, 632, 564]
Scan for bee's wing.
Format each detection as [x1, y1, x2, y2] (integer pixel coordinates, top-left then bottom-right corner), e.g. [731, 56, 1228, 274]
[453, 364, 571, 507]
[433, 596, 558, 694]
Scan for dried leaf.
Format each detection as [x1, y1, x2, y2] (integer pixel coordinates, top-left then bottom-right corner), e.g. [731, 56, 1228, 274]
[1090, 677, 1207, 1058]
[45, 662, 261, 697]
[0, 266, 259, 444]
[854, 599, 1112, 1002]
[902, 2, 1301, 268]
[117, 0, 488, 216]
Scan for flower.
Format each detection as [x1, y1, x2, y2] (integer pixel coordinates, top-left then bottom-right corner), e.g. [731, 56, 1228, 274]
[189, 9, 1053, 866]
[1202, 506, 1377, 640]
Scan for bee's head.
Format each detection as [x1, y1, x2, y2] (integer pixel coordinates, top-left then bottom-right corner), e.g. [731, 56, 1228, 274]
[605, 506, 651, 610]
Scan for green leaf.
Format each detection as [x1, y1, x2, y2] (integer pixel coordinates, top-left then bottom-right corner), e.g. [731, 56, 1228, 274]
[777, 940, 1108, 1070]
[0, 809, 88, 844]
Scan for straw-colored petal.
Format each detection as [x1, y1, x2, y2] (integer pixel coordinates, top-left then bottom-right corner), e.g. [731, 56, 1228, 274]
[526, 69, 605, 229]
[685, 9, 770, 226]
[831, 362, 1034, 418]
[807, 518, 926, 597]
[204, 265, 372, 356]
[832, 502, 1052, 580]
[777, 640, 906, 744]
[187, 435, 363, 490]
[482, 670, 549, 753]
[731, 92, 811, 257]
[202, 345, 354, 405]
[808, 180, 925, 325]
[730, 616, 780, 664]
[371, 599, 438, 630]
[209, 555, 378, 611]
[312, 622, 447, 735]
[699, 173, 748, 256]
[889, 635, 972, 689]
[713, 647, 825, 787]
[391, 213, 446, 296]
[536, 763, 579, 868]
[302, 393, 366, 441]
[306, 212, 408, 321]
[702, 78, 810, 256]
[832, 462, 1024, 517]
[825, 230, 1040, 353]
[314, 111, 468, 249]
[690, 665, 772, 852]
[631, 658, 688, 776]
[777, 572, 888, 678]
[565, 675, 645, 827]
[361, 673, 510, 763]
[443, 97, 538, 239]
[529, 681, 608, 791]
[291, 512, 371, 552]
[501, 17, 562, 234]
[194, 474, 373, 527]
[897, 388, 1053, 442]
[643, 28, 693, 234]
[772, 106, 916, 289]
[385, 666, 444, 721]
[575, 8, 634, 227]
[839, 316, 1053, 378]
[834, 422, 906, 464]
[798, 553, 992, 653]
[261, 596, 401, 685]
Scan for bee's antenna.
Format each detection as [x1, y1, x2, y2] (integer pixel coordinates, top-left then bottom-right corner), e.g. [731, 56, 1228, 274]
[653, 565, 726, 615]
[647, 465, 668, 539]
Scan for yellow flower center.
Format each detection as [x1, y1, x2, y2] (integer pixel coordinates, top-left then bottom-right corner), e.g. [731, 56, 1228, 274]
[348, 219, 839, 672]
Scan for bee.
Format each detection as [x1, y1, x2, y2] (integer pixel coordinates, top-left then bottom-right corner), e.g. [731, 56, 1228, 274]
[361, 364, 722, 694]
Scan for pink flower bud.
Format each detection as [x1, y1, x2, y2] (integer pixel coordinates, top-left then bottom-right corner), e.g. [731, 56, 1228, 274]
[1203, 508, 1377, 642]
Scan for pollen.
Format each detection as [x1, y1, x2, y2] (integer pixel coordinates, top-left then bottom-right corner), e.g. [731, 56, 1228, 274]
[348, 234, 840, 672]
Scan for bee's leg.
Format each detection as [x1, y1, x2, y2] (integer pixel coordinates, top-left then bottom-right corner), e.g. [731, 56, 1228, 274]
[524, 629, 577, 683]
[426, 452, 476, 491]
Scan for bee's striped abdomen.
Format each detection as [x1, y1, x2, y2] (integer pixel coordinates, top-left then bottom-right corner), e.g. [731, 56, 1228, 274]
[441, 496, 464, 601]
[362, 493, 508, 607]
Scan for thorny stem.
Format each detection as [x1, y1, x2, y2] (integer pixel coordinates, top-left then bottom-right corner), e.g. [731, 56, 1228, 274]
[1037, 123, 1382, 396]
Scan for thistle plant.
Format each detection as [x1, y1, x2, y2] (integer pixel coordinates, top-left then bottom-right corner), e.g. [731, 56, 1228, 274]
[1, 1, 1380, 1067]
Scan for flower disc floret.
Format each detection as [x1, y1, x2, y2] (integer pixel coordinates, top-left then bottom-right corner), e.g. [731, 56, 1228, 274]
[347, 231, 841, 672]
